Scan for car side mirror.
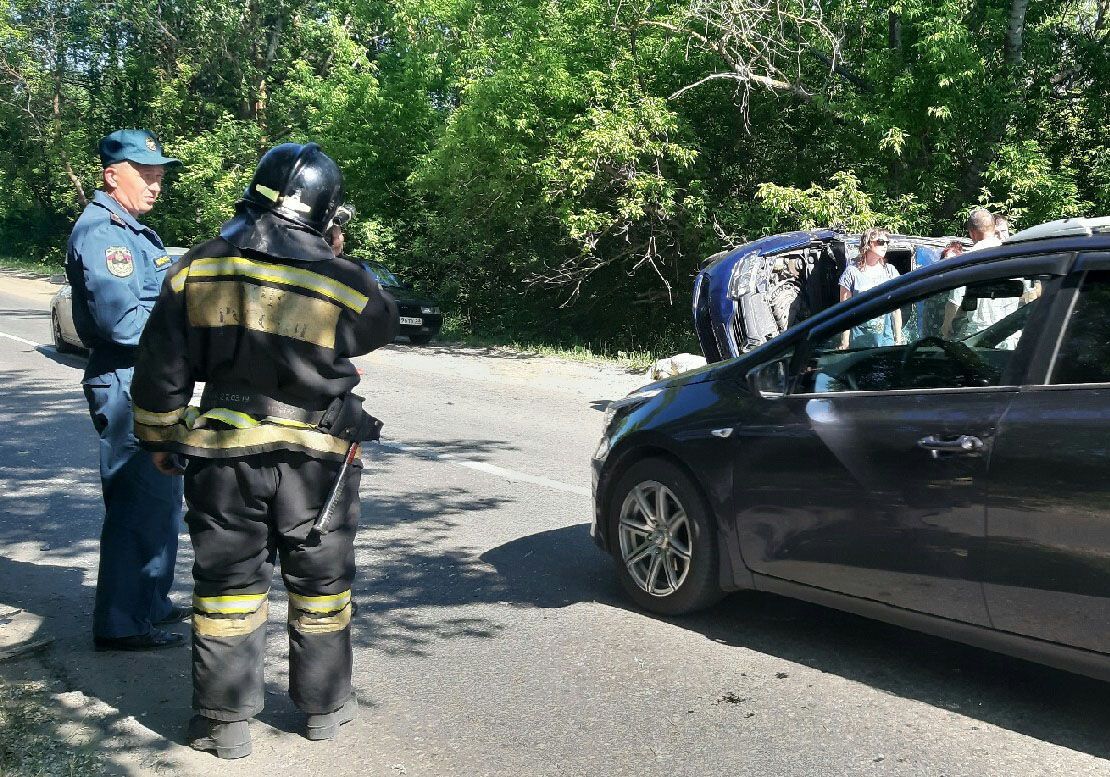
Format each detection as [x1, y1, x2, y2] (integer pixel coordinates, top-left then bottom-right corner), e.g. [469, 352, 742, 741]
[747, 359, 788, 399]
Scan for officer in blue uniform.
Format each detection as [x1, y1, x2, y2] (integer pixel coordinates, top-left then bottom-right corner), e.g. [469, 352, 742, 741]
[66, 129, 189, 651]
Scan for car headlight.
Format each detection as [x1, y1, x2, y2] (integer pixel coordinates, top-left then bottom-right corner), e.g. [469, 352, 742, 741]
[421, 306, 440, 315]
[603, 388, 662, 429]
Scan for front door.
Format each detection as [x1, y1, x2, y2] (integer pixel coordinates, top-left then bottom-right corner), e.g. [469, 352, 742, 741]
[733, 262, 1058, 625]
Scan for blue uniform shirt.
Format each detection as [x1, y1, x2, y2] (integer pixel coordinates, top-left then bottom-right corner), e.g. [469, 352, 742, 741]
[66, 191, 174, 375]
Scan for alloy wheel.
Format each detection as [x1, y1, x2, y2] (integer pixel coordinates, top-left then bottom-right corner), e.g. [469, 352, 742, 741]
[617, 480, 692, 597]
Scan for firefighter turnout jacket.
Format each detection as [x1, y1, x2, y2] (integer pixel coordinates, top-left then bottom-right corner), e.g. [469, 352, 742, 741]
[131, 237, 398, 459]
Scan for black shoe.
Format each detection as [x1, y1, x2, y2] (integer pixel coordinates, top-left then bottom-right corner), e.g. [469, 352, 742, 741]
[305, 696, 358, 741]
[93, 628, 184, 652]
[154, 605, 192, 626]
[187, 715, 252, 760]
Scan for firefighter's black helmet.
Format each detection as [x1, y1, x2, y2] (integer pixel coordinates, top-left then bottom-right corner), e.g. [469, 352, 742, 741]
[239, 142, 344, 235]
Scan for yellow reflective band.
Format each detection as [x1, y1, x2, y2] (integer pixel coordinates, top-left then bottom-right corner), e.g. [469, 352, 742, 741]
[133, 404, 188, 427]
[265, 416, 315, 429]
[193, 592, 268, 615]
[188, 257, 368, 312]
[183, 406, 201, 427]
[289, 603, 351, 635]
[199, 408, 260, 429]
[186, 280, 342, 349]
[135, 420, 351, 458]
[170, 266, 189, 293]
[288, 590, 351, 614]
[194, 601, 269, 638]
[255, 184, 280, 203]
[193, 594, 266, 612]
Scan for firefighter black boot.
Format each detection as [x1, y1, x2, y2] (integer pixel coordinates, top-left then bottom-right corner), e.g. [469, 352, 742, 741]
[186, 715, 252, 759]
[305, 696, 358, 741]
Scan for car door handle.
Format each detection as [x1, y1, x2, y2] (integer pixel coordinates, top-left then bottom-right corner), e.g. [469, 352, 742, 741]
[917, 434, 985, 458]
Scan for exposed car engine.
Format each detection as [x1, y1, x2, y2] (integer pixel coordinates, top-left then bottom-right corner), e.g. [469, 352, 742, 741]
[727, 245, 838, 352]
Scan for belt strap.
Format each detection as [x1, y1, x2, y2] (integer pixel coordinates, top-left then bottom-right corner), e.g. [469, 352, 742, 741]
[200, 385, 327, 425]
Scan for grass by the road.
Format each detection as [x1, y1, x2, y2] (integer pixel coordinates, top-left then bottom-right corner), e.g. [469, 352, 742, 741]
[0, 676, 105, 776]
[442, 327, 660, 371]
[0, 256, 58, 275]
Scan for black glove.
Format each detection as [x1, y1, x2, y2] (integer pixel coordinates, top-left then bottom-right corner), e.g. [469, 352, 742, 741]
[320, 393, 383, 442]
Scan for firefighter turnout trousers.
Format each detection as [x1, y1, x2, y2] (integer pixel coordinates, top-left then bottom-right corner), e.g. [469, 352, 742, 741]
[184, 451, 360, 721]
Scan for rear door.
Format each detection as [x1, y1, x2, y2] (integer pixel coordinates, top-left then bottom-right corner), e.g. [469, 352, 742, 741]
[984, 254, 1110, 653]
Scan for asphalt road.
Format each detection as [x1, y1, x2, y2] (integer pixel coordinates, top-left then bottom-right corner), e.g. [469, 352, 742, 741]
[1, 276, 1108, 776]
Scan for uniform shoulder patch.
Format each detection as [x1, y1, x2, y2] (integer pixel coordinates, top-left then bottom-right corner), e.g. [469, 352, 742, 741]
[105, 246, 134, 278]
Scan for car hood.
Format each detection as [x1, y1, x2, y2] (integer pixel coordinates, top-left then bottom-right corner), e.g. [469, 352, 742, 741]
[382, 286, 435, 307]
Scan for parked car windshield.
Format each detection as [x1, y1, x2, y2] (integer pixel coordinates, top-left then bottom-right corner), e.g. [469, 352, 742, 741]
[364, 262, 403, 288]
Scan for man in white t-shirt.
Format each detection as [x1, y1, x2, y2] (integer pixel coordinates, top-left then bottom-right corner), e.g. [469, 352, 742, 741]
[942, 208, 1008, 339]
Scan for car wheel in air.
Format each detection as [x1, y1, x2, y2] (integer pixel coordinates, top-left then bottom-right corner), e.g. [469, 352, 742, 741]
[52, 312, 76, 354]
[608, 458, 722, 615]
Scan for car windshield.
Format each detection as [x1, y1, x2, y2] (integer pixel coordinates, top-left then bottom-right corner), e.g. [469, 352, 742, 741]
[365, 263, 402, 287]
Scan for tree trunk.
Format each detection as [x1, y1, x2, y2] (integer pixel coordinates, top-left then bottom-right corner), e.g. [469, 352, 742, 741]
[1006, 0, 1030, 65]
[52, 39, 87, 209]
[888, 11, 902, 51]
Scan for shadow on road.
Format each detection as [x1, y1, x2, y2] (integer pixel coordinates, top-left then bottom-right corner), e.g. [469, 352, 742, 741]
[483, 522, 1110, 760]
[9, 347, 1108, 766]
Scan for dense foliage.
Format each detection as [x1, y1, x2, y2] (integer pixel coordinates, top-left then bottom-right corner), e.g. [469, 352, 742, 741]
[2, 0, 1107, 350]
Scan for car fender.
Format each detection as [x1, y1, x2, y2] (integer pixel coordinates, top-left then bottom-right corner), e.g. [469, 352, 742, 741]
[600, 425, 754, 592]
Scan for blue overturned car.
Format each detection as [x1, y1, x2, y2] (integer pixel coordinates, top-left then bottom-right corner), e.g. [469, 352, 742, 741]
[693, 230, 957, 362]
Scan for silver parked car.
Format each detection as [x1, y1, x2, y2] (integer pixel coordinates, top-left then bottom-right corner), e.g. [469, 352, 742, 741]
[51, 247, 188, 353]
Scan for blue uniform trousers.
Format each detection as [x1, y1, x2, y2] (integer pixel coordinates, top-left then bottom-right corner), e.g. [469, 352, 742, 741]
[84, 366, 183, 638]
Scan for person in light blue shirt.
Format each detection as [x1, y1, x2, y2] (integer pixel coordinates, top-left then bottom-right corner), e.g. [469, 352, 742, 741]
[837, 227, 902, 349]
[65, 129, 188, 652]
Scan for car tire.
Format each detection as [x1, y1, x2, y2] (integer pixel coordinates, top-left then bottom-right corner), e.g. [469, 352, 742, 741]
[408, 333, 434, 345]
[608, 458, 722, 616]
[52, 312, 77, 354]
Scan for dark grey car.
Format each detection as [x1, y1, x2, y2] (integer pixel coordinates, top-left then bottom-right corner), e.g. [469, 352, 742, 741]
[592, 217, 1110, 682]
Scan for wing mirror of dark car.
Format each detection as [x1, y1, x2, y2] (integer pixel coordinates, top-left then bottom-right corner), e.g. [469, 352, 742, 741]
[961, 279, 1026, 310]
[747, 359, 789, 399]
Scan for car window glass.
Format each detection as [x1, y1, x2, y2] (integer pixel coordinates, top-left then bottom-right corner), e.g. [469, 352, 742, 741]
[1052, 270, 1110, 385]
[366, 264, 401, 287]
[795, 276, 1044, 393]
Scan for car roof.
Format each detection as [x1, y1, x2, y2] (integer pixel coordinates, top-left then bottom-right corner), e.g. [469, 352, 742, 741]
[1006, 216, 1110, 244]
[703, 229, 961, 274]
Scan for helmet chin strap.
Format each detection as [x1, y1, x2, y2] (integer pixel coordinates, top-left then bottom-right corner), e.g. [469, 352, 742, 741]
[220, 206, 336, 263]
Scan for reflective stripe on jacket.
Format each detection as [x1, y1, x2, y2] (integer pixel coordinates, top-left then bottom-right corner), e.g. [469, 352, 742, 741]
[131, 237, 398, 460]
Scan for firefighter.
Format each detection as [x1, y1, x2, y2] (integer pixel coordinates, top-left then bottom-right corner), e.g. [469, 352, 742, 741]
[130, 143, 398, 759]
[66, 128, 188, 652]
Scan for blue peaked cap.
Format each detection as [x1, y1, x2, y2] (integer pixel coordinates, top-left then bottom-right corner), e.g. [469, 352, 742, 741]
[98, 129, 181, 168]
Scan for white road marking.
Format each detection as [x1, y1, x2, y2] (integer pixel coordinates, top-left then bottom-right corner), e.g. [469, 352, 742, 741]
[378, 441, 590, 497]
[1, 327, 591, 499]
[0, 331, 41, 347]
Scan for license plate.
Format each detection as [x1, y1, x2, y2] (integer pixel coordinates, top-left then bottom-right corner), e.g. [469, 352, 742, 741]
[399, 316, 422, 326]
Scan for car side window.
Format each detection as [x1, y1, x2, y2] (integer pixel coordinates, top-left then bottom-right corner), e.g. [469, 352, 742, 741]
[795, 276, 1045, 394]
[1051, 270, 1110, 385]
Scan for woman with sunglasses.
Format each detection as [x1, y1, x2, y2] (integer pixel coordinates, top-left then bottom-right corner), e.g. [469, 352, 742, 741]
[837, 227, 903, 349]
